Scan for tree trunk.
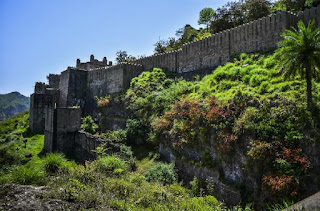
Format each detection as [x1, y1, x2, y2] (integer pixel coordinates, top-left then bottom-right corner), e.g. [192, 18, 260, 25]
[306, 67, 312, 109]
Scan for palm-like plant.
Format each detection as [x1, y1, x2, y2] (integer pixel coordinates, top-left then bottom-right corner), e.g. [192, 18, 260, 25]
[276, 20, 320, 109]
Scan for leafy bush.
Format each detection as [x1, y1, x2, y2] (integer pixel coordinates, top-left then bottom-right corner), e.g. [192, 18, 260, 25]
[126, 119, 150, 144]
[42, 153, 71, 174]
[0, 142, 24, 168]
[95, 95, 111, 107]
[81, 116, 98, 134]
[190, 177, 202, 196]
[11, 164, 45, 185]
[119, 144, 133, 158]
[95, 156, 128, 174]
[145, 163, 177, 185]
[99, 129, 127, 143]
[180, 196, 220, 210]
[249, 75, 269, 87]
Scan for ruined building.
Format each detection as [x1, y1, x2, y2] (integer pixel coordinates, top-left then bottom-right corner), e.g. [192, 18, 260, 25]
[29, 6, 320, 159]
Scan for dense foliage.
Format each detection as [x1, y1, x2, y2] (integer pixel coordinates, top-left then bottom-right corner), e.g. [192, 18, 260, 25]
[145, 162, 178, 185]
[81, 115, 99, 134]
[276, 20, 320, 108]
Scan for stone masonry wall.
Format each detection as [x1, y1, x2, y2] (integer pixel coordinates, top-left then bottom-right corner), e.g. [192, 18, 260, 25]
[44, 107, 82, 154]
[58, 68, 88, 108]
[133, 7, 319, 74]
[87, 63, 144, 96]
[48, 74, 60, 89]
[29, 86, 59, 133]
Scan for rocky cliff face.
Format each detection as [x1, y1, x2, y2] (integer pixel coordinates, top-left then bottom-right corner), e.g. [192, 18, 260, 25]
[158, 128, 320, 206]
[0, 92, 29, 121]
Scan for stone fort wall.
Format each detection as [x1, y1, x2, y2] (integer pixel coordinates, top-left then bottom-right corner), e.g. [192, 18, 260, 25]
[133, 7, 319, 73]
[41, 5, 320, 111]
[30, 5, 320, 155]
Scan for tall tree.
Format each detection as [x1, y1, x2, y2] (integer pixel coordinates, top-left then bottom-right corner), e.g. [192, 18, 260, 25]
[198, 8, 216, 30]
[115, 50, 136, 64]
[176, 25, 198, 43]
[154, 40, 167, 54]
[244, 0, 271, 22]
[209, 1, 245, 33]
[272, 0, 306, 12]
[276, 20, 320, 109]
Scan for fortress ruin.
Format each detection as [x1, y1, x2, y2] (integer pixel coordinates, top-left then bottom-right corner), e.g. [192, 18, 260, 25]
[29, 5, 320, 159]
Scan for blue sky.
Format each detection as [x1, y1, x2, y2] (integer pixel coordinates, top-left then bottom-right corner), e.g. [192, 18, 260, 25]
[0, 0, 229, 96]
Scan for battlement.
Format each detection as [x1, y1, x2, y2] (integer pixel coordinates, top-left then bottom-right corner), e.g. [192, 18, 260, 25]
[34, 82, 48, 94]
[132, 10, 304, 73]
[76, 54, 112, 71]
[298, 4, 320, 25]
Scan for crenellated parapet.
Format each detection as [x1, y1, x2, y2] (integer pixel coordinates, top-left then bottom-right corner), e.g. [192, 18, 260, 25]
[48, 74, 60, 89]
[298, 4, 320, 26]
[76, 54, 112, 71]
[131, 8, 318, 74]
[29, 82, 60, 133]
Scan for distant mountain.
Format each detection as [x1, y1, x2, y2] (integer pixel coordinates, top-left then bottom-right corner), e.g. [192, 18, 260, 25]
[0, 92, 30, 121]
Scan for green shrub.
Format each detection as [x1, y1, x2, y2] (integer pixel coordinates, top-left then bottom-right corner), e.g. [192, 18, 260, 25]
[126, 119, 150, 144]
[190, 177, 202, 196]
[249, 75, 269, 87]
[249, 68, 269, 76]
[263, 56, 277, 69]
[81, 116, 98, 134]
[0, 143, 24, 168]
[100, 129, 127, 143]
[120, 144, 133, 158]
[218, 80, 238, 91]
[11, 165, 45, 185]
[242, 75, 251, 83]
[128, 157, 137, 172]
[145, 163, 177, 185]
[180, 196, 220, 210]
[259, 81, 270, 94]
[42, 153, 69, 174]
[95, 156, 128, 173]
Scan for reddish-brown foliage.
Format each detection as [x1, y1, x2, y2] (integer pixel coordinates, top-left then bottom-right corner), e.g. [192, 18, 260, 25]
[262, 174, 297, 196]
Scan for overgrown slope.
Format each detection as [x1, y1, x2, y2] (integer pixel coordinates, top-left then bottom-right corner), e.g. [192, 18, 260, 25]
[121, 52, 320, 206]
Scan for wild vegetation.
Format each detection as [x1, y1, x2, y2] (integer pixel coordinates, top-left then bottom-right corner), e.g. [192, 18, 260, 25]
[121, 49, 320, 206]
[0, 111, 253, 210]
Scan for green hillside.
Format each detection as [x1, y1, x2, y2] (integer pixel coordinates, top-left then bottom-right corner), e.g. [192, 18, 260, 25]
[0, 92, 30, 121]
